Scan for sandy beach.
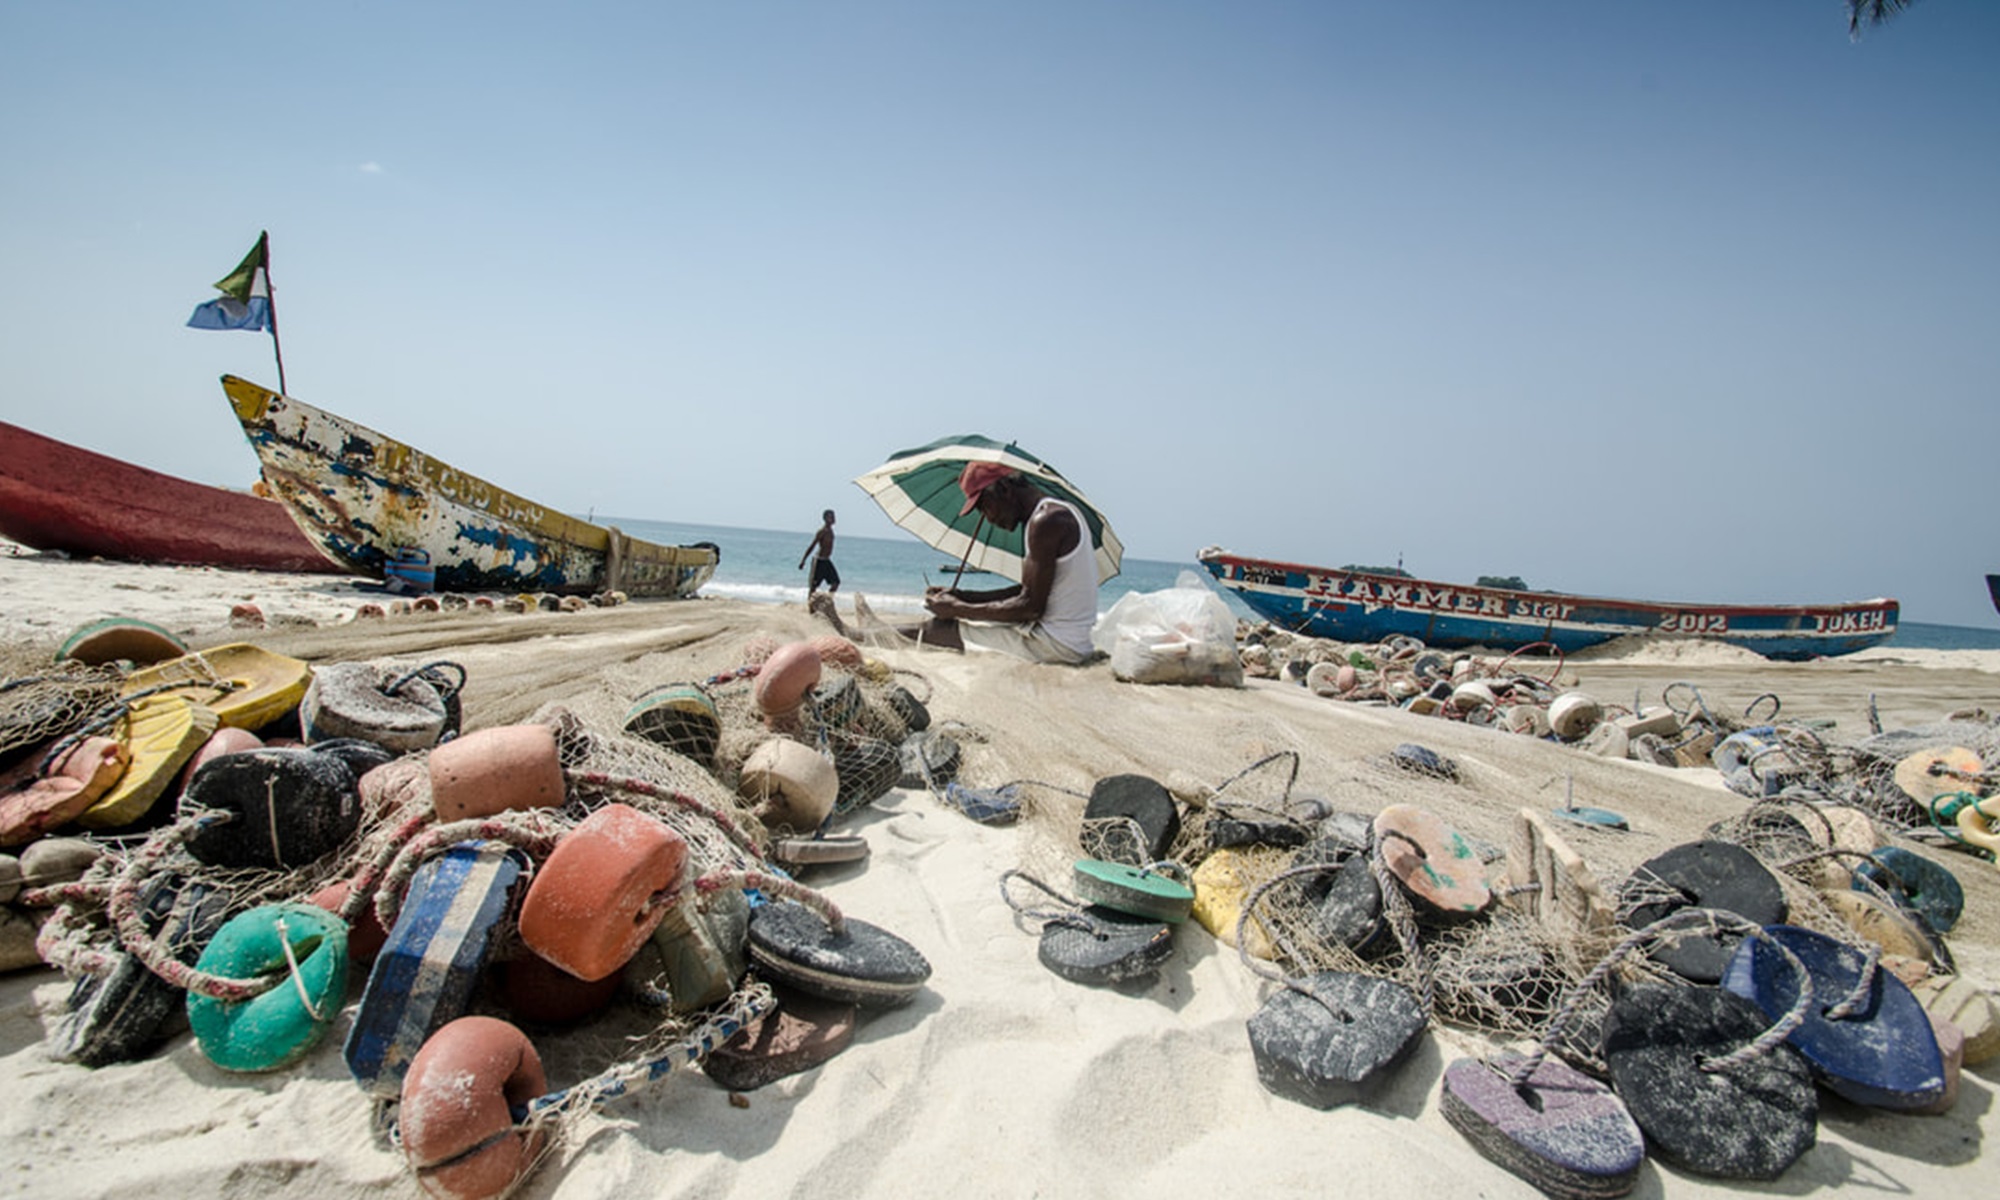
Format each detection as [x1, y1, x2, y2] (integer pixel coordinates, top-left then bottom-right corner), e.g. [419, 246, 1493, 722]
[3, 543, 1998, 1200]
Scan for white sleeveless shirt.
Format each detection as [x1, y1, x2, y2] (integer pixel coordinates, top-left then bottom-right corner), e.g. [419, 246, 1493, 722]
[1034, 498, 1099, 655]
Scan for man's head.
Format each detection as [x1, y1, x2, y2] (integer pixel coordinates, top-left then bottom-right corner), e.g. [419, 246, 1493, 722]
[823, 509, 835, 524]
[957, 461, 1023, 521]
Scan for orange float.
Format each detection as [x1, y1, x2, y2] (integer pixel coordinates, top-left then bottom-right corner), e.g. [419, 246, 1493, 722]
[427, 725, 565, 822]
[517, 804, 687, 981]
[502, 949, 621, 1025]
[399, 1016, 547, 1200]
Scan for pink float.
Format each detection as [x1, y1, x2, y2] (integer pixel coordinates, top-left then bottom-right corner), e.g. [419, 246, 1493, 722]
[428, 725, 565, 822]
[399, 1016, 547, 1200]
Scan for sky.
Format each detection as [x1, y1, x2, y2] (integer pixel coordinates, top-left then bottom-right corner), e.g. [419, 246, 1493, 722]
[4, 2, 1997, 625]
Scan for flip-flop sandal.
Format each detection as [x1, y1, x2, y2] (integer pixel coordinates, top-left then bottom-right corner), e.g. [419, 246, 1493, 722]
[747, 900, 931, 1008]
[1246, 970, 1427, 1109]
[1070, 859, 1194, 924]
[1723, 924, 1946, 1111]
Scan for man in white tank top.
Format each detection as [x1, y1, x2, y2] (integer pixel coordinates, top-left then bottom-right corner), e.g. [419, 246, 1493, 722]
[816, 461, 1099, 664]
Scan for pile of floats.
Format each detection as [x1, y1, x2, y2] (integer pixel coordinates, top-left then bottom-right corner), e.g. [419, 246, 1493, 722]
[1238, 624, 2000, 857]
[0, 617, 947, 1199]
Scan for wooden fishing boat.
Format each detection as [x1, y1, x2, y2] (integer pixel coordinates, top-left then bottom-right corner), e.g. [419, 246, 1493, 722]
[221, 376, 719, 597]
[1986, 574, 1999, 616]
[1197, 547, 1897, 661]
[0, 420, 342, 574]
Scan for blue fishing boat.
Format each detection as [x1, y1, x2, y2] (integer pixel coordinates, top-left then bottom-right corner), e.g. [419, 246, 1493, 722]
[1196, 548, 1897, 661]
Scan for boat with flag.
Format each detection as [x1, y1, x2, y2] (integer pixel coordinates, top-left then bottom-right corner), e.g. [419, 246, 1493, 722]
[0, 419, 342, 574]
[1196, 548, 1897, 661]
[221, 376, 718, 598]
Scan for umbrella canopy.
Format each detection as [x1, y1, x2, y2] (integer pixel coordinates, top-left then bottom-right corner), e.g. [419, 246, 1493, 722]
[854, 434, 1123, 585]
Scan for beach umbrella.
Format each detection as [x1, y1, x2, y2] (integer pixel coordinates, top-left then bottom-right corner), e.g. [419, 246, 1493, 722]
[853, 435, 1123, 585]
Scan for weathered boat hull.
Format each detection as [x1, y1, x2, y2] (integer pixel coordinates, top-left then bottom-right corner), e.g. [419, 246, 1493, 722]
[0, 420, 343, 574]
[1986, 574, 1999, 617]
[222, 376, 718, 598]
[1197, 549, 1896, 661]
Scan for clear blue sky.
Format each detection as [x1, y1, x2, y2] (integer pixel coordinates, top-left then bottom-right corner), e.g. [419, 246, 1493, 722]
[5, 3, 1996, 624]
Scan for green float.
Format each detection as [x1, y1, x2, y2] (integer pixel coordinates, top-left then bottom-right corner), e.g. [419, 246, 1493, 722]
[188, 903, 349, 1072]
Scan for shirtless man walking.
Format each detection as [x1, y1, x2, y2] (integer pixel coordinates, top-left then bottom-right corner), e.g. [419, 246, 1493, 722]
[799, 509, 840, 597]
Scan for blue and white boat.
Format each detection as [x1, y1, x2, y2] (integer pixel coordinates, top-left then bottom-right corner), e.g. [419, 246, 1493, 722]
[1197, 548, 1897, 661]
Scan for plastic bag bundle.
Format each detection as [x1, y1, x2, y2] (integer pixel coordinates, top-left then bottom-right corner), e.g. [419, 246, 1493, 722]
[1090, 572, 1244, 688]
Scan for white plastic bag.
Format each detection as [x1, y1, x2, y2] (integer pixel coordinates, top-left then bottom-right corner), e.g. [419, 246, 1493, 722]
[1091, 571, 1244, 687]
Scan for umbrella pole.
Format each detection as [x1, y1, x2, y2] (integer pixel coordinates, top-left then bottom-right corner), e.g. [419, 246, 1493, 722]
[920, 513, 985, 651]
[950, 514, 986, 592]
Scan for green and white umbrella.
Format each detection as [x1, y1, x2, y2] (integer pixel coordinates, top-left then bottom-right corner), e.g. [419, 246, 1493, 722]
[853, 434, 1123, 585]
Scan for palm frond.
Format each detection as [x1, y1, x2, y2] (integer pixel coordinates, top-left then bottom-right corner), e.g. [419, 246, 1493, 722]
[1849, 0, 1918, 39]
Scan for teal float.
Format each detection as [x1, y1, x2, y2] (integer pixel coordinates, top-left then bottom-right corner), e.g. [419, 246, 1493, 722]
[188, 903, 349, 1072]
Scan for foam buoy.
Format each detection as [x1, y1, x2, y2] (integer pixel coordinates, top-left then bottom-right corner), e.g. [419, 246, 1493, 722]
[753, 642, 821, 728]
[746, 901, 931, 1007]
[298, 661, 448, 752]
[1892, 746, 1981, 809]
[1504, 808, 1615, 937]
[808, 634, 864, 669]
[501, 949, 621, 1026]
[622, 683, 721, 763]
[359, 756, 431, 819]
[188, 904, 349, 1072]
[631, 885, 750, 1013]
[51, 875, 229, 1067]
[347, 842, 528, 1098]
[1954, 796, 2000, 856]
[1547, 692, 1603, 742]
[518, 804, 687, 982]
[1190, 848, 1277, 959]
[428, 725, 565, 822]
[180, 747, 361, 870]
[400, 1016, 547, 1200]
[1906, 972, 2000, 1066]
[1389, 743, 1458, 781]
[737, 739, 838, 834]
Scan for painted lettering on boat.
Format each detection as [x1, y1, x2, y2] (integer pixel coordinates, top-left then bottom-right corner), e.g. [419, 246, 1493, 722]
[1297, 575, 1571, 621]
[1658, 612, 1729, 635]
[1814, 609, 1889, 634]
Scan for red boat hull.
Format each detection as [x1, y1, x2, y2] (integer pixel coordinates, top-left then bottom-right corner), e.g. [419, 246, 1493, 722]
[0, 420, 343, 574]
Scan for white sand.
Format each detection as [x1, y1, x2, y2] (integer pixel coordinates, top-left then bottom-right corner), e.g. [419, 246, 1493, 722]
[2, 545, 1998, 1199]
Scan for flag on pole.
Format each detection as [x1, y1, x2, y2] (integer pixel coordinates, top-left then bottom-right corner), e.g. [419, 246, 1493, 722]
[187, 232, 274, 331]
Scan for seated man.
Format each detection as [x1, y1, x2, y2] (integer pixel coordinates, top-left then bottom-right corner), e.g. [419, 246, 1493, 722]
[817, 462, 1100, 665]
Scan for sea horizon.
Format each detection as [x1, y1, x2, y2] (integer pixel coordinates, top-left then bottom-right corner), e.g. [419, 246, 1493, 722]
[598, 516, 2000, 652]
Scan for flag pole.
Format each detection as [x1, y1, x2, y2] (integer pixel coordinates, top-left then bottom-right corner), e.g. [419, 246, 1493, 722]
[264, 235, 289, 395]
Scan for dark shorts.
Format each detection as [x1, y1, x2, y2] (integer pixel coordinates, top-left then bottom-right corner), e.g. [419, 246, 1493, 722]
[810, 559, 840, 591]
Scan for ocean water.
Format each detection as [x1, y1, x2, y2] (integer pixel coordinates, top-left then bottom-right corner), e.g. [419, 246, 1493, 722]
[604, 517, 2000, 651]
[607, 517, 1230, 620]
